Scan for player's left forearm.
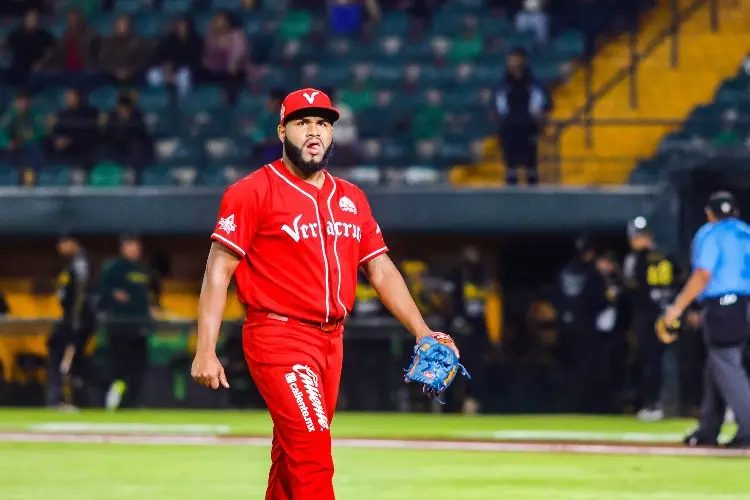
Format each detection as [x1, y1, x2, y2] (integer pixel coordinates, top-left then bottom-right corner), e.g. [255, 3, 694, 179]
[363, 255, 432, 339]
[672, 269, 710, 313]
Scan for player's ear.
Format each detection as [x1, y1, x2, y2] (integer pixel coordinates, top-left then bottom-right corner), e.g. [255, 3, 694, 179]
[277, 124, 285, 143]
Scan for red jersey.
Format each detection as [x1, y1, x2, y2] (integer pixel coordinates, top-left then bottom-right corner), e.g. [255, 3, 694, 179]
[211, 160, 388, 324]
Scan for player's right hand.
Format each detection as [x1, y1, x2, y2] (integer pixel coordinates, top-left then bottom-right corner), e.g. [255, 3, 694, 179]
[191, 351, 230, 390]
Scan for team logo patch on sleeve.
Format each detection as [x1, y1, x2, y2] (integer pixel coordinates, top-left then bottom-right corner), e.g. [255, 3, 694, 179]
[218, 214, 237, 234]
[339, 196, 357, 214]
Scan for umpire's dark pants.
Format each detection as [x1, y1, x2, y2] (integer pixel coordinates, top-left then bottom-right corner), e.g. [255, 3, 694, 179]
[696, 295, 750, 440]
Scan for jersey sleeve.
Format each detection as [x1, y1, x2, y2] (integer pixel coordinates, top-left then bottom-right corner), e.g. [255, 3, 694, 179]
[357, 192, 388, 266]
[692, 231, 720, 275]
[211, 179, 266, 257]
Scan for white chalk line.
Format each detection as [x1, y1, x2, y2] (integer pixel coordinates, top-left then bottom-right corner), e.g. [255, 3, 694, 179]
[0, 432, 748, 458]
[451, 430, 736, 443]
[27, 423, 232, 435]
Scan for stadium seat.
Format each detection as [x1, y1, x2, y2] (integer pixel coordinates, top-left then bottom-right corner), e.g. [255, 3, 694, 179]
[196, 165, 230, 187]
[0, 164, 19, 186]
[115, 0, 149, 13]
[36, 165, 76, 187]
[154, 137, 203, 165]
[161, 0, 192, 15]
[141, 165, 177, 186]
[375, 11, 410, 37]
[88, 162, 125, 187]
[279, 11, 312, 40]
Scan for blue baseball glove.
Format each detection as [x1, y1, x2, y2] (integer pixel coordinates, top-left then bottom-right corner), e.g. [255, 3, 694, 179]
[404, 333, 470, 403]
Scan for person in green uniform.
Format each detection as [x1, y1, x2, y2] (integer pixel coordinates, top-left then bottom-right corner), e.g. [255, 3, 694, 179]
[99, 234, 152, 410]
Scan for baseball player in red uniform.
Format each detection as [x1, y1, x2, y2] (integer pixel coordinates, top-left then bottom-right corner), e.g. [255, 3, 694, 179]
[191, 88, 459, 499]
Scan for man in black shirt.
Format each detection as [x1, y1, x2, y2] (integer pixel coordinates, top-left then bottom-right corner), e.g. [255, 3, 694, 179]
[4, 9, 54, 86]
[623, 216, 682, 420]
[556, 234, 611, 412]
[443, 246, 493, 414]
[99, 234, 153, 410]
[47, 234, 95, 408]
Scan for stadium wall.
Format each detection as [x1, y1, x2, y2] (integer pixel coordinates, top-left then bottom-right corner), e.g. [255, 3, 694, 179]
[0, 185, 660, 235]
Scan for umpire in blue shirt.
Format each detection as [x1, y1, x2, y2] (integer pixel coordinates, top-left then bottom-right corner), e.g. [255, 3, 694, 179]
[663, 191, 750, 448]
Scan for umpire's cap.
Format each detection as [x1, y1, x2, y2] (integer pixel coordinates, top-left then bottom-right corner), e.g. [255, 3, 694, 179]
[706, 191, 739, 218]
[280, 88, 340, 126]
[627, 216, 650, 238]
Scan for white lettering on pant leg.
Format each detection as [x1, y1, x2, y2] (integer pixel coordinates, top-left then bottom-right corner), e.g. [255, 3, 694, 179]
[292, 364, 330, 431]
[285, 371, 315, 432]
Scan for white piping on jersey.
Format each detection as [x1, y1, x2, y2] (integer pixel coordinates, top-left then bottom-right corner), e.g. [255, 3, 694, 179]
[212, 233, 247, 256]
[325, 172, 347, 319]
[267, 163, 331, 322]
[359, 246, 388, 264]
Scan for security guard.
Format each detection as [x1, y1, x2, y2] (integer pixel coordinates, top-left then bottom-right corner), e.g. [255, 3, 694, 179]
[47, 234, 95, 408]
[664, 191, 750, 448]
[99, 234, 153, 410]
[443, 246, 493, 414]
[556, 235, 611, 412]
[623, 217, 682, 420]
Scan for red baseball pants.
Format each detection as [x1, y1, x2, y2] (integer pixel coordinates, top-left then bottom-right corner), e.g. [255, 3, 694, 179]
[243, 318, 343, 500]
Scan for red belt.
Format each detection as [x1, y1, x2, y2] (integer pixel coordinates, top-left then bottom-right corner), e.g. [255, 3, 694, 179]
[248, 312, 343, 333]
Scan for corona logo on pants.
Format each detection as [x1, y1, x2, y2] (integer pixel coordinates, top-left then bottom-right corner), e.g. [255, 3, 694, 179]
[292, 364, 330, 430]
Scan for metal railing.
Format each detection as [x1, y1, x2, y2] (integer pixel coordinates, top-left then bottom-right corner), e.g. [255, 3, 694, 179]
[565, 0, 720, 149]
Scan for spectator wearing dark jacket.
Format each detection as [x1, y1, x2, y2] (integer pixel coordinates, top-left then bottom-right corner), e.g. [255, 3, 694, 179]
[3, 10, 55, 86]
[146, 16, 203, 99]
[99, 15, 153, 86]
[101, 93, 154, 169]
[45, 88, 100, 165]
[494, 48, 550, 185]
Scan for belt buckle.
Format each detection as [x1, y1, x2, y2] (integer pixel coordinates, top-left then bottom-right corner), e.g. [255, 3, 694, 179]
[320, 322, 337, 333]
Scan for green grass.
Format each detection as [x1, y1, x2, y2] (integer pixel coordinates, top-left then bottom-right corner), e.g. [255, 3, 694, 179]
[0, 408, 714, 439]
[0, 409, 746, 499]
[2, 442, 748, 500]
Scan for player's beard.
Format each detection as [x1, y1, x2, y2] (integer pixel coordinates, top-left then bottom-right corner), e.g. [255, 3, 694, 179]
[284, 137, 334, 176]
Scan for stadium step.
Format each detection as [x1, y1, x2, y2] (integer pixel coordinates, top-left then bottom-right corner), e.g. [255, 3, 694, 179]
[551, 0, 750, 185]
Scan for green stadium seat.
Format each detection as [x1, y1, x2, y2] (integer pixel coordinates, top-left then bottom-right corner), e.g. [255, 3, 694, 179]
[0, 164, 19, 186]
[506, 31, 536, 52]
[88, 162, 125, 187]
[478, 15, 512, 37]
[430, 12, 471, 37]
[403, 165, 443, 185]
[89, 13, 118, 36]
[115, 0, 148, 13]
[447, 34, 483, 62]
[530, 59, 562, 84]
[204, 137, 245, 163]
[311, 65, 352, 89]
[136, 88, 171, 112]
[162, 0, 192, 15]
[551, 30, 585, 60]
[89, 87, 119, 110]
[181, 86, 227, 114]
[154, 137, 203, 165]
[714, 80, 749, 104]
[132, 12, 167, 37]
[141, 165, 177, 186]
[375, 11, 410, 37]
[369, 64, 403, 87]
[279, 10, 312, 40]
[144, 110, 178, 136]
[37, 165, 76, 187]
[211, 0, 239, 10]
[473, 64, 505, 86]
[196, 166, 230, 187]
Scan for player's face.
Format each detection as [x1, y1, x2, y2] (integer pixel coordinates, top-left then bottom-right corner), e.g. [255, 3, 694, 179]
[57, 239, 75, 256]
[121, 240, 142, 261]
[279, 116, 334, 175]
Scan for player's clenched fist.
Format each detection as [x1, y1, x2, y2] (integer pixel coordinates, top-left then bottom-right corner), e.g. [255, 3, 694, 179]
[191, 351, 230, 389]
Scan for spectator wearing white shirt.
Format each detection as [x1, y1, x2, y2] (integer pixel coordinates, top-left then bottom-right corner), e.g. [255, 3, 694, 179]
[515, 0, 549, 45]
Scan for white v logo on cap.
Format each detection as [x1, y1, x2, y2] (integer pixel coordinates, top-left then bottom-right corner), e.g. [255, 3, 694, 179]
[303, 91, 320, 104]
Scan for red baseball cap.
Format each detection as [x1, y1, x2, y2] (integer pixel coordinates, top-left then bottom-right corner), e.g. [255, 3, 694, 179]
[279, 88, 340, 125]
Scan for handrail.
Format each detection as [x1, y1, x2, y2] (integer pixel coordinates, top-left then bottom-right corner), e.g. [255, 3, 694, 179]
[558, 0, 719, 149]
